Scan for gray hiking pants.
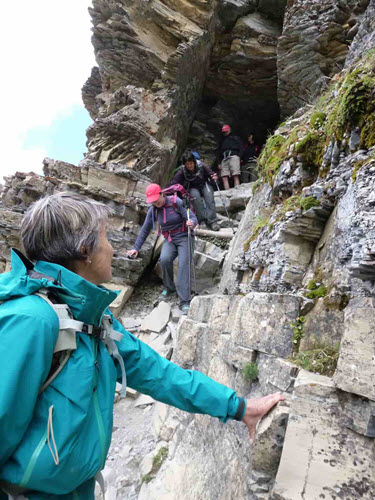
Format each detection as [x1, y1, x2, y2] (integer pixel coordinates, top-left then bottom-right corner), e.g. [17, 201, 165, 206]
[160, 232, 192, 306]
[190, 184, 217, 225]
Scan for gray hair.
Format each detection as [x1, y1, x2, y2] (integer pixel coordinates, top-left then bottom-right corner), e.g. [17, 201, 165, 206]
[21, 192, 112, 266]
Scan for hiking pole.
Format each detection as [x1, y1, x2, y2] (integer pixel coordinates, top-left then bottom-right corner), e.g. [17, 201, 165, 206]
[214, 179, 235, 234]
[187, 209, 197, 297]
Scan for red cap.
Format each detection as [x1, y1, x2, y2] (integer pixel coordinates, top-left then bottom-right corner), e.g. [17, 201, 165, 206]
[146, 183, 162, 203]
[222, 124, 231, 133]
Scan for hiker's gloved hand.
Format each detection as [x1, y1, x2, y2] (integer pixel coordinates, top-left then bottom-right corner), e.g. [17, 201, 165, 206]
[243, 392, 285, 444]
[127, 249, 139, 259]
[211, 174, 218, 181]
[186, 219, 194, 229]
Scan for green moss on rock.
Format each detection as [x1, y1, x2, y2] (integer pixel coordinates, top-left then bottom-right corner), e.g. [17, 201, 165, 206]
[296, 132, 326, 168]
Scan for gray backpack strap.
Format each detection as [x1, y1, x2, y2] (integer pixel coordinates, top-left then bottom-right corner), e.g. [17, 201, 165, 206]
[35, 292, 127, 398]
[34, 292, 78, 353]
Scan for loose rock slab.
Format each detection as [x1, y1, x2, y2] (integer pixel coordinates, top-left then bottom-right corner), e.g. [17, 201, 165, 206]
[140, 301, 171, 333]
[272, 370, 375, 499]
[334, 298, 375, 401]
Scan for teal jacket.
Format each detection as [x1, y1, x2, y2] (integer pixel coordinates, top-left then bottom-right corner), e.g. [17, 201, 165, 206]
[0, 250, 246, 499]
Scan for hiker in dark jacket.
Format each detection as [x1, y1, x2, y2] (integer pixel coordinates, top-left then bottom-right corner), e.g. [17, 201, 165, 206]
[127, 183, 198, 313]
[218, 125, 244, 190]
[0, 192, 285, 499]
[241, 133, 259, 183]
[169, 152, 220, 231]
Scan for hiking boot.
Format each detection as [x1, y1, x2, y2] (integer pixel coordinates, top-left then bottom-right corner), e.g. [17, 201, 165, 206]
[159, 289, 176, 301]
[180, 304, 190, 315]
[210, 222, 220, 231]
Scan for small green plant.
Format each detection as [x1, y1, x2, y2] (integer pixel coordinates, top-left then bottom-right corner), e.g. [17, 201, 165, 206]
[142, 474, 153, 484]
[142, 446, 169, 484]
[258, 134, 287, 182]
[243, 209, 272, 251]
[290, 342, 340, 376]
[242, 362, 259, 382]
[307, 279, 318, 290]
[310, 111, 326, 130]
[306, 286, 327, 299]
[252, 178, 263, 194]
[291, 316, 306, 345]
[300, 196, 320, 211]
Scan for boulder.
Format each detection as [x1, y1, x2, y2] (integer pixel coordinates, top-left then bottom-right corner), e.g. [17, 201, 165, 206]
[272, 370, 375, 499]
[232, 293, 300, 358]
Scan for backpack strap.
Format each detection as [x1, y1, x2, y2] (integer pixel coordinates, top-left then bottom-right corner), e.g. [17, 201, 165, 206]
[35, 290, 127, 398]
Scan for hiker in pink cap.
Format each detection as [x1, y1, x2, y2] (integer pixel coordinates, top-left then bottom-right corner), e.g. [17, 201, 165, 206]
[127, 183, 198, 314]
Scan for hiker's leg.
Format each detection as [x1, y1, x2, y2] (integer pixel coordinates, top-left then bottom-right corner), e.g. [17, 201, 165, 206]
[175, 233, 191, 305]
[190, 187, 206, 224]
[202, 183, 217, 225]
[160, 240, 178, 292]
[222, 176, 230, 190]
[230, 156, 241, 187]
[221, 158, 231, 190]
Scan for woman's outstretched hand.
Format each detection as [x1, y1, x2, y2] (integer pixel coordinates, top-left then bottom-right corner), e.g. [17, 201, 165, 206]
[243, 392, 286, 443]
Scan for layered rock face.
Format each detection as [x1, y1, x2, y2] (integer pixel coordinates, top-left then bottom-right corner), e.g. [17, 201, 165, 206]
[82, 0, 219, 185]
[278, 0, 370, 117]
[0, 159, 156, 286]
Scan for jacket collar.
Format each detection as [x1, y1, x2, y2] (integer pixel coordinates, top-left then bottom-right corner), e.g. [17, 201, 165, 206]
[8, 249, 118, 326]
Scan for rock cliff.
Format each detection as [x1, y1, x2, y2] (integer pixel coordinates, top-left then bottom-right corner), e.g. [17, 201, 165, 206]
[1, 0, 375, 498]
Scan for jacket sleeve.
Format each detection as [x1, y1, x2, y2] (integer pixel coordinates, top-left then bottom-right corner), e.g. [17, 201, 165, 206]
[0, 299, 58, 467]
[176, 197, 198, 227]
[168, 168, 185, 188]
[202, 164, 215, 179]
[133, 208, 154, 251]
[112, 317, 246, 423]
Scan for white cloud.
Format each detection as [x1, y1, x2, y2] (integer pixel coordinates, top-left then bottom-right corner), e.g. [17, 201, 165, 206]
[0, 0, 96, 181]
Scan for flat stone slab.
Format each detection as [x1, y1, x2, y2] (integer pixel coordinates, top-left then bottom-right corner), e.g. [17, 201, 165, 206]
[134, 394, 155, 408]
[334, 298, 375, 401]
[272, 370, 375, 499]
[232, 293, 299, 358]
[140, 301, 171, 333]
[120, 316, 142, 331]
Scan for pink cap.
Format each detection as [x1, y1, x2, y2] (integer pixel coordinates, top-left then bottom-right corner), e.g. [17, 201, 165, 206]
[221, 124, 231, 132]
[146, 183, 162, 203]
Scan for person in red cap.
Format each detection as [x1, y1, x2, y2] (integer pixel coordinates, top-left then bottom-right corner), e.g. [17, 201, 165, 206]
[217, 125, 244, 190]
[127, 183, 198, 313]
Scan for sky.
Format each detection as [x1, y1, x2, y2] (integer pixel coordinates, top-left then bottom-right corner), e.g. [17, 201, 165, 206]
[0, 1, 96, 181]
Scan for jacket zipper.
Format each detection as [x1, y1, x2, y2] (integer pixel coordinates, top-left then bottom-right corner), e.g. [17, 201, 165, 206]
[91, 337, 106, 469]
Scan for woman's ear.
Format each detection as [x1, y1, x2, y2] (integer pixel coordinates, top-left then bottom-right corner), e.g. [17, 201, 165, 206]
[80, 246, 92, 264]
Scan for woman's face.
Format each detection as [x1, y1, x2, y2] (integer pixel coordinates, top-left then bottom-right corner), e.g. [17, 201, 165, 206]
[152, 194, 166, 208]
[80, 222, 114, 285]
[185, 160, 195, 172]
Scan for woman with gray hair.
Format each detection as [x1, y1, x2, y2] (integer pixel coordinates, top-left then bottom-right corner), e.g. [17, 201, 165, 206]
[0, 192, 284, 499]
